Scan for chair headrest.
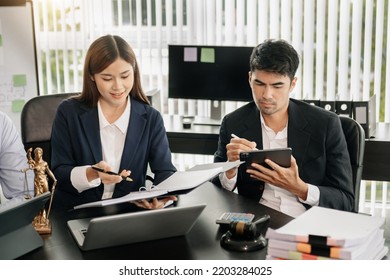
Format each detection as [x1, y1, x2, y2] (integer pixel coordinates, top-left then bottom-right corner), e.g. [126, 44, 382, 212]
[21, 93, 78, 143]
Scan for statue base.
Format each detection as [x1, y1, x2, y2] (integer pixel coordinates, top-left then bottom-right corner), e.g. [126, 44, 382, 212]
[33, 220, 52, 235]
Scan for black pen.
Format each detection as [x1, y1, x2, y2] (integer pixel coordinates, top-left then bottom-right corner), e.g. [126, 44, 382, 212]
[91, 166, 133, 182]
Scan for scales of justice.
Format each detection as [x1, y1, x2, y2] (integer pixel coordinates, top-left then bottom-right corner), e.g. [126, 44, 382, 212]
[24, 147, 57, 235]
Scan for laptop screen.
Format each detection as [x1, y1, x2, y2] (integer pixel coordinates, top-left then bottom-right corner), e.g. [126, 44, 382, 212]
[0, 192, 50, 236]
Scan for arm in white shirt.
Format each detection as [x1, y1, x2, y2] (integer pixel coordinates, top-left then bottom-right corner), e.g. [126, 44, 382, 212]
[70, 165, 101, 193]
[219, 171, 238, 191]
[220, 169, 320, 207]
[0, 112, 34, 201]
[299, 183, 320, 206]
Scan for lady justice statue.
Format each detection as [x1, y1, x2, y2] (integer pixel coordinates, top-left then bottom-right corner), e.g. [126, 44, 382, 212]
[27, 147, 57, 234]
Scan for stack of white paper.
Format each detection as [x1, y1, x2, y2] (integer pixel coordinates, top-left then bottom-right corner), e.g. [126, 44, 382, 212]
[265, 206, 388, 260]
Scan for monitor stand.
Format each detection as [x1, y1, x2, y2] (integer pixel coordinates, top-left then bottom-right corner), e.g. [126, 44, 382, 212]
[192, 100, 222, 126]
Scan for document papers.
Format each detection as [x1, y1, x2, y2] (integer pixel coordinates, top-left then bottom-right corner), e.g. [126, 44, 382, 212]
[187, 161, 244, 172]
[265, 206, 388, 260]
[74, 161, 242, 209]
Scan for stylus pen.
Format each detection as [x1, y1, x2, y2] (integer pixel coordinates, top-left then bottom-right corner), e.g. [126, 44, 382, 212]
[91, 166, 133, 182]
[231, 134, 258, 150]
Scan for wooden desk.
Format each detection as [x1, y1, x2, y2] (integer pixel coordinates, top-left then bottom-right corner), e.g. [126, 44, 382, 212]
[164, 115, 390, 182]
[19, 182, 293, 260]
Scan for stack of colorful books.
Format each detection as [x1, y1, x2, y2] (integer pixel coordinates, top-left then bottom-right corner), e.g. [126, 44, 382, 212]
[265, 206, 388, 260]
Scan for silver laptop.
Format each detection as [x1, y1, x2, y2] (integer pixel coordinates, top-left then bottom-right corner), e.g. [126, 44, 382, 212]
[67, 203, 206, 251]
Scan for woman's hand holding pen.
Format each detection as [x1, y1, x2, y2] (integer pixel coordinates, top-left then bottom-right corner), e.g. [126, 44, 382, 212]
[132, 196, 178, 210]
[88, 160, 132, 184]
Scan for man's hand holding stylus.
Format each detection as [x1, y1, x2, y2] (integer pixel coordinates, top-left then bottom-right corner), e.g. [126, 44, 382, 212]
[225, 134, 257, 179]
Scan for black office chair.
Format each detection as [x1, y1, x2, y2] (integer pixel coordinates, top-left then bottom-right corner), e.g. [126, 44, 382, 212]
[20, 93, 78, 167]
[339, 115, 366, 213]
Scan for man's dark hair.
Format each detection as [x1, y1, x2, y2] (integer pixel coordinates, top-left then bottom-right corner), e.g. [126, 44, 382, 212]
[250, 39, 299, 81]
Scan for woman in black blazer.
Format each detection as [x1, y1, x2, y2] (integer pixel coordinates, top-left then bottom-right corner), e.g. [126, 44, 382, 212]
[51, 35, 176, 209]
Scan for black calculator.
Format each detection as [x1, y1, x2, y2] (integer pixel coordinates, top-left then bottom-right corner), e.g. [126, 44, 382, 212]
[216, 212, 255, 225]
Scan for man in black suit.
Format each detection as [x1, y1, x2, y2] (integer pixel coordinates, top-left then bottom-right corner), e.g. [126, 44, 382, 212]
[214, 39, 354, 217]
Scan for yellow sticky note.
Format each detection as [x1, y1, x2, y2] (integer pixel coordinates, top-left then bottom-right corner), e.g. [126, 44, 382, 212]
[200, 48, 215, 63]
[12, 99, 25, 113]
[13, 74, 27, 87]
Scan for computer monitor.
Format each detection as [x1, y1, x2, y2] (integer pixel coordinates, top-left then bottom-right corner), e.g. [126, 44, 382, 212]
[168, 44, 253, 124]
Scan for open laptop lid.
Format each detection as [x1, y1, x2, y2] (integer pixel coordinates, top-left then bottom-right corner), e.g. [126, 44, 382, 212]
[0, 192, 50, 236]
[0, 192, 50, 259]
[67, 203, 206, 251]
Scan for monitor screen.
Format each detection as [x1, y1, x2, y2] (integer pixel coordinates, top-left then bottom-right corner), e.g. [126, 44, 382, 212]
[168, 45, 254, 102]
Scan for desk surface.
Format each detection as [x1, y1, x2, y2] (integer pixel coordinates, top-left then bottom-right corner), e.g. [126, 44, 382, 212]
[19, 182, 293, 260]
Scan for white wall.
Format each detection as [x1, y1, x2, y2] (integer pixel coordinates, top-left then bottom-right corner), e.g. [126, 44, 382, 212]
[0, 2, 38, 132]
